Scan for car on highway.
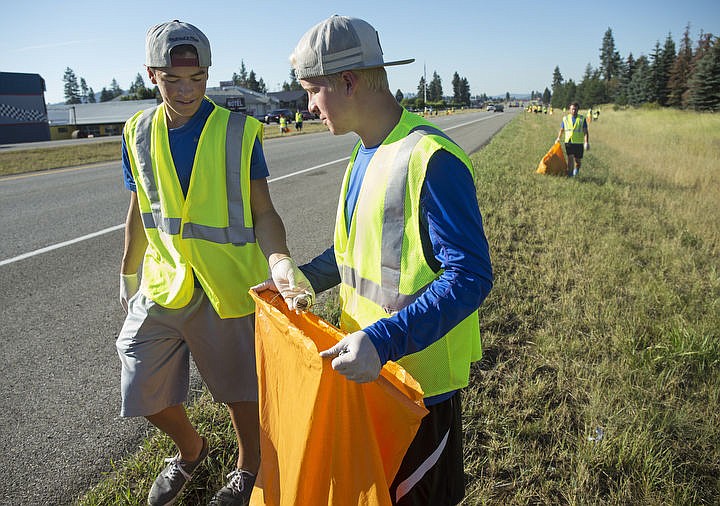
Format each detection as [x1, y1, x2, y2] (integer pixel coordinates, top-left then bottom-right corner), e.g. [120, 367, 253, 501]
[299, 110, 318, 121]
[486, 104, 495, 112]
[494, 104, 504, 112]
[264, 109, 293, 124]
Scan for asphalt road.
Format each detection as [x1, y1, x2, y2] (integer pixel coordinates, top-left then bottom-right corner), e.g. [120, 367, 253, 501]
[0, 108, 518, 505]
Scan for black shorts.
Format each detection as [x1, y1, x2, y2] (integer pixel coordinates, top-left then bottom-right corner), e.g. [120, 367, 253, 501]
[565, 142, 584, 159]
[389, 393, 465, 506]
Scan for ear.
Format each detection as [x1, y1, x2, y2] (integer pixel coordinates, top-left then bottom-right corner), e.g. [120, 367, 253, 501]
[146, 66, 158, 85]
[341, 71, 358, 97]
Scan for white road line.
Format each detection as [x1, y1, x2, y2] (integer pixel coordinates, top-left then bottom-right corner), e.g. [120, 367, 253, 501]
[0, 224, 125, 266]
[2, 115, 499, 266]
[0, 157, 350, 266]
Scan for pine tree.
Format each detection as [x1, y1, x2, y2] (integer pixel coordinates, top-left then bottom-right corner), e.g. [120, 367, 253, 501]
[542, 87, 551, 105]
[87, 87, 96, 103]
[233, 61, 249, 87]
[99, 87, 114, 102]
[452, 72, 461, 104]
[395, 89, 404, 103]
[428, 71, 443, 102]
[550, 66, 565, 108]
[460, 78, 471, 106]
[110, 78, 123, 98]
[63, 67, 81, 104]
[599, 28, 623, 81]
[658, 33, 677, 105]
[667, 24, 693, 107]
[80, 78, 89, 103]
[686, 35, 720, 111]
[627, 55, 651, 105]
[417, 76, 427, 105]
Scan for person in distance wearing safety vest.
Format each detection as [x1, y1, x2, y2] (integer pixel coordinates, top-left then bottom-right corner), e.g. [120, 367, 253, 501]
[556, 101, 590, 177]
[257, 15, 493, 505]
[117, 20, 313, 506]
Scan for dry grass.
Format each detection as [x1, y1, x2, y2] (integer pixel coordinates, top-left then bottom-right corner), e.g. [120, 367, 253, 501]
[76, 108, 720, 505]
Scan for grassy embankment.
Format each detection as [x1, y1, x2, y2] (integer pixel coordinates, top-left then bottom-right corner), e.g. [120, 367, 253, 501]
[0, 121, 329, 177]
[74, 107, 719, 505]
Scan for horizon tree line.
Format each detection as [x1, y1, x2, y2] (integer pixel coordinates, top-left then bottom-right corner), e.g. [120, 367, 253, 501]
[548, 25, 719, 111]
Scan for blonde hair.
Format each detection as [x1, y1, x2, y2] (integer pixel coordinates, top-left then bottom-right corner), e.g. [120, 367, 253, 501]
[321, 67, 390, 93]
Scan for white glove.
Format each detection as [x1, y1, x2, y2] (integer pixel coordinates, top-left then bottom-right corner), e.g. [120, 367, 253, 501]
[319, 331, 382, 383]
[555, 137, 561, 144]
[120, 273, 139, 313]
[260, 256, 315, 311]
[584, 142, 590, 151]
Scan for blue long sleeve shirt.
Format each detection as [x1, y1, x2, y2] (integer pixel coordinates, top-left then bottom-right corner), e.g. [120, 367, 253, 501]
[300, 146, 493, 403]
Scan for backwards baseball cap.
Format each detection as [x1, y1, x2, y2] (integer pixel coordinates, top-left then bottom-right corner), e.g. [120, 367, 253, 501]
[145, 20, 211, 68]
[291, 15, 414, 79]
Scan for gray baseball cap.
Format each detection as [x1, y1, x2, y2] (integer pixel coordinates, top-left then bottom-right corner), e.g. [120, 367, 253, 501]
[291, 15, 414, 79]
[145, 20, 211, 68]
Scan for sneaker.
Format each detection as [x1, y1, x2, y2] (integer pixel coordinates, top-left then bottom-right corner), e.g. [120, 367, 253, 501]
[208, 469, 256, 506]
[572, 168, 579, 177]
[147, 436, 209, 506]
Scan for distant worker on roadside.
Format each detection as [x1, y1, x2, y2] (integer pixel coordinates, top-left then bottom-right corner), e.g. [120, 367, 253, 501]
[279, 113, 288, 134]
[275, 14, 493, 505]
[556, 101, 589, 177]
[117, 19, 313, 506]
[295, 109, 303, 131]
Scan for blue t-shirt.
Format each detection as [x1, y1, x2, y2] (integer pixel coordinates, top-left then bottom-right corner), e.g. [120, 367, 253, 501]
[300, 142, 493, 406]
[122, 98, 269, 194]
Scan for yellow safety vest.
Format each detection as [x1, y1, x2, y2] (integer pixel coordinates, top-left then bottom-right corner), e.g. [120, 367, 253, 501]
[334, 109, 482, 397]
[563, 114, 586, 143]
[123, 101, 268, 318]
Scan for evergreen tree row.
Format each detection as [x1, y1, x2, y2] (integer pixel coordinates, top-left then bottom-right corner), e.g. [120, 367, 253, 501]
[549, 25, 720, 111]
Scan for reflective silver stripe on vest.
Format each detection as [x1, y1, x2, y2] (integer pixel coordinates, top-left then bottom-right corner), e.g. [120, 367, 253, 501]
[345, 125, 449, 313]
[134, 107, 256, 244]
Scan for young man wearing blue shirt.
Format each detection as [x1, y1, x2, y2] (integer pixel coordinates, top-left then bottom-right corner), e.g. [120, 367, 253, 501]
[272, 15, 492, 505]
[118, 20, 312, 506]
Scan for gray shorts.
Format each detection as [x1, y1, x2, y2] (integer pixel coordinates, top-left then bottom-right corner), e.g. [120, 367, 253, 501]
[116, 289, 257, 417]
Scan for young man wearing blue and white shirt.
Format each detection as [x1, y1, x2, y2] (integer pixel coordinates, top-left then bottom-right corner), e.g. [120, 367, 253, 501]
[260, 15, 493, 505]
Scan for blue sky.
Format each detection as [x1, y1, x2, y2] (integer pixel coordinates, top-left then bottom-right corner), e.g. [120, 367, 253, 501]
[3, 0, 719, 105]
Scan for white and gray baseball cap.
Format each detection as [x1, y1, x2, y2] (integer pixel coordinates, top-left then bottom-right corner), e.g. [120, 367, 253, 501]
[291, 15, 414, 79]
[145, 20, 211, 68]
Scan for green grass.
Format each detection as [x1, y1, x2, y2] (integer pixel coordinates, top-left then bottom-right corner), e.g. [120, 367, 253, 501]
[0, 121, 329, 177]
[75, 109, 720, 505]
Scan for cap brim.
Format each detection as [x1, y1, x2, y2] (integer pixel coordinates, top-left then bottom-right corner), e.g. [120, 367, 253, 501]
[383, 58, 415, 67]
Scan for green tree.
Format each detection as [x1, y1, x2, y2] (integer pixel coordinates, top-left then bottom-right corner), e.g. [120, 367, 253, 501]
[627, 55, 652, 105]
[428, 71, 443, 102]
[657, 33, 677, 105]
[233, 61, 249, 87]
[87, 86, 96, 103]
[110, 78, 123, 99]
[395, 89, 404, 102]
[99, 87, 113, 102]
[542, 87, 551, 105]
[460, 77, 471, 106]
[615, 53, 636, 105]
[686, 35, 720, 111]
[599, 27, 623, 81]
[417, 76, 427, 105]
[550, 66, 565, 108]
[667, 24, 694, 107]
[63, 67, 81, 104]
[80, 77, 89, 103]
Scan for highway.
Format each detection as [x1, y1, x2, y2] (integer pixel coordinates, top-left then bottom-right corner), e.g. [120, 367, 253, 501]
[0, 108, 517, 504]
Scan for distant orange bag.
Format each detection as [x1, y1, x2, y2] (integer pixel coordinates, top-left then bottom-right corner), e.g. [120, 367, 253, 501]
[248, 290, 428, 506]
[536, 142, 568, 176]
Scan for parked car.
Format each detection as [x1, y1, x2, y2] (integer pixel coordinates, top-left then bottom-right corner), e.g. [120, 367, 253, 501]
[264, 109, 293, 124]
[486, 104, 495, 112]
[299, 110, 318, 121]
[494, 104, 504, 112]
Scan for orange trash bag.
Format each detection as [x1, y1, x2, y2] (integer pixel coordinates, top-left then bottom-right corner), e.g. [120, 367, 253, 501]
[536, 141, 568, 176]
[248, 289, 429, 506]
